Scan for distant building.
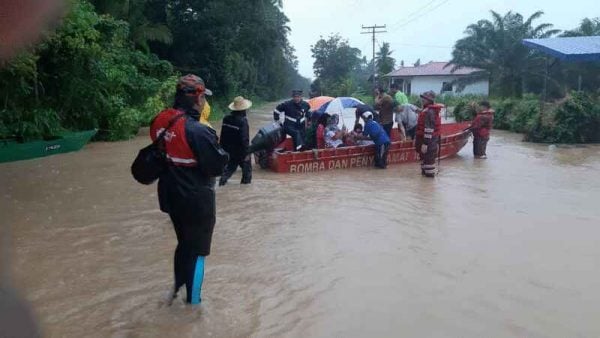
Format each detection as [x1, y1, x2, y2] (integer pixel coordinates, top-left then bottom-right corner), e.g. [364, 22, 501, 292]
[384, 61, 489, 96]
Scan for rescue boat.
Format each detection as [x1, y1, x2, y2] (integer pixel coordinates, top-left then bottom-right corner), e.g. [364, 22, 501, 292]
[260, 122, 471, 174]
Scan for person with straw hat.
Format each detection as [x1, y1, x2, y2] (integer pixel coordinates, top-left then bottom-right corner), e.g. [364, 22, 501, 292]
[219, 96, 253, 186]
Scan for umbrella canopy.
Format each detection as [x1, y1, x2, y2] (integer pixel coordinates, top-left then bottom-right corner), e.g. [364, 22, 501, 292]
[315, 97, 364, 128]
[316, 97, 364, 115]
[307, 96, 334, 111]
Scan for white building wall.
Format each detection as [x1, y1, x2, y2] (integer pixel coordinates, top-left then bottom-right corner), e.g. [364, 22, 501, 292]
[399, 75, 489, 96]
[461, 80, 489, 95]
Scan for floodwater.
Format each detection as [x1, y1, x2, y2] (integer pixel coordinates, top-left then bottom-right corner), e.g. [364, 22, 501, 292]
[1, 104, 600, 338]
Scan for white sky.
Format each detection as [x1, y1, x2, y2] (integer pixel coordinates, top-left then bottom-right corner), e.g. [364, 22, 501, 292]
[282, 0, 598, 79]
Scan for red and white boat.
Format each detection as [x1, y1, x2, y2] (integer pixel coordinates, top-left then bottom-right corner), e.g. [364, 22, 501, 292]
[262, 122, 471, 173]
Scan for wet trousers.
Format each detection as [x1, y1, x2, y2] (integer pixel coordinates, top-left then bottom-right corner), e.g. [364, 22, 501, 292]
[375, 143, 390, 168]
[219, 157, 252, 185]
[284, 123, 305, 150]
[404, 125, 416, 140]
[473, 136, 489, 157]
[169, 213, 206, 304]
[418, 137, 439, 177]
[382, 123, 394, 138]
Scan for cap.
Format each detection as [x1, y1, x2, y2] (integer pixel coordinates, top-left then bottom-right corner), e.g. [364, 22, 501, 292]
[420, 90, 436, 102]
[291, 90, 303, 96]
[362, 111, 373, 119]
[177, 74, 213, 96]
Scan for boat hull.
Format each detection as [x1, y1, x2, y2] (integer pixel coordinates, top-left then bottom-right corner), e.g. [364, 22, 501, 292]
[0, 130, 97, 164]
[264, 123, 470, 173]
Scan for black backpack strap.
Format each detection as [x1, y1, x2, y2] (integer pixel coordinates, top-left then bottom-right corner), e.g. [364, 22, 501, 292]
[154, 112, 185, 144]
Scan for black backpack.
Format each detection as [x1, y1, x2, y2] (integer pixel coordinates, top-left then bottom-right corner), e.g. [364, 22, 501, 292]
[130, 113, 183, 185]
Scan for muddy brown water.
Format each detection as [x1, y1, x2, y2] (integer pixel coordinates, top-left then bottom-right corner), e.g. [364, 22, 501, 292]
[1, 103, 600, 338]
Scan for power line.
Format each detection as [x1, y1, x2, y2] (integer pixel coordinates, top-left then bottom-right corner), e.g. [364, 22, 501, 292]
[389, 0, 440, 30]
[394, 43, 453, 49]
[361, 24, 387, 81]
[392, 0, 451, 31]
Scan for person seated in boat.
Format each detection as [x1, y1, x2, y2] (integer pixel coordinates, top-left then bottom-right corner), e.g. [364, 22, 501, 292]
[316, 113, 329, 149]
[358, 111, 391, 169]
[324, 114, 347, 148]
[345, 123, 374, 146]
[304, 111, 322, 149]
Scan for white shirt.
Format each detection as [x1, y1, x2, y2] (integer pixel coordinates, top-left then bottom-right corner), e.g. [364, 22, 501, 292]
[325, 130, 343, 148]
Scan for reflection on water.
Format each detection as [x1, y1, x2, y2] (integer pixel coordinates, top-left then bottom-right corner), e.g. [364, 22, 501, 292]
[1, 106, 600, 337]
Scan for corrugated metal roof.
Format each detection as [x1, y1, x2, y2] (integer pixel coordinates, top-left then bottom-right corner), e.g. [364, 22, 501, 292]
[522, 36, 600, 62]
[385, 62, 483, 77]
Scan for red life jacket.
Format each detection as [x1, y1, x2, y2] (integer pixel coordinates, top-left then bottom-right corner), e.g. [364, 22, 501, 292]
[415, 103, 443, 139]
[472, 110, 494, 139]
[150, 108, 197, 167]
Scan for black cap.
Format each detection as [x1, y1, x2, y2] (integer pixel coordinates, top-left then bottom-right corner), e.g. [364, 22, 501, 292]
[292, 90, 303, 96]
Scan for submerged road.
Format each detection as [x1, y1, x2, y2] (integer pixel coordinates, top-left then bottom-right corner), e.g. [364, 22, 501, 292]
[1, 103, 600, 337]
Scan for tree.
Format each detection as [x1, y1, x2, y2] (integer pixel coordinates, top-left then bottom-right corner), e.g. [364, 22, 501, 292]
[449, 10, 559, 97]
[562, 17, 600, 37]
[311, 34, 362, 96]
[91, 0, 172, 52]
[376, 42, 396, 77]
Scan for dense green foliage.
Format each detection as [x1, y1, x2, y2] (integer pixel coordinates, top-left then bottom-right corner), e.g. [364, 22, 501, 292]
[310, 35, 400, 98]
[1, 0, 308, 141]
[0, 1, 174, 141]
[451, 92, 600, 143]
[527, 92, 600, 143]
[310, 34, 363, 97]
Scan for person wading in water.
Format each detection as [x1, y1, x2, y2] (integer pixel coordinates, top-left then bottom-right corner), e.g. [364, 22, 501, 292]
[150, 74, 228, 305]
[470, 101, 495, 159]
[219, 96, 253, 186]
[415, 91, 443, 177]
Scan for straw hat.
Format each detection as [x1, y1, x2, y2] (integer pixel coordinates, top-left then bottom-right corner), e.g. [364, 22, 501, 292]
[228, 96, 252, 111]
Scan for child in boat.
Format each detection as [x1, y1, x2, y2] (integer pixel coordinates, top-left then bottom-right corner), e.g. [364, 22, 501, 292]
[324, 114, 346, 148]
[345, 123, 374, 146]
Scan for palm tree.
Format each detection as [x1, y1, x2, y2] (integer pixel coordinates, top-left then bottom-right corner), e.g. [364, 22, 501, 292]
[376, 42, 396, 77]
[448, 10, 560, 97]
[562, 18, 600, 37]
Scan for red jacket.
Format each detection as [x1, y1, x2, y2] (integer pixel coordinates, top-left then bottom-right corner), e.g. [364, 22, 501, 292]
[150, 108, 197, 167]
[471, 110, 494, 139]
[416, 103, 443, 145]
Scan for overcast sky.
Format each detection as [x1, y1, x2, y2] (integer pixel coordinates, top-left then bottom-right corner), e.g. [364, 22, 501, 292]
[282, 0, 597, 79]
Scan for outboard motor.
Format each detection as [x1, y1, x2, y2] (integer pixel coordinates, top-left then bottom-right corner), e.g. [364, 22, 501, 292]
[247, 123, 286, 169]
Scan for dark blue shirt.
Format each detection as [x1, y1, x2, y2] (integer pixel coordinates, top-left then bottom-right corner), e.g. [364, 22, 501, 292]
[363, 120, 390, 146]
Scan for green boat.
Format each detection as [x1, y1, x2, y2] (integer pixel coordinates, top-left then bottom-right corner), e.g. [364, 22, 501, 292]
[0, 130, 97, 164]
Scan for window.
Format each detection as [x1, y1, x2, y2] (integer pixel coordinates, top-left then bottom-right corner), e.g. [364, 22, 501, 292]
[442, 82, 453, 92]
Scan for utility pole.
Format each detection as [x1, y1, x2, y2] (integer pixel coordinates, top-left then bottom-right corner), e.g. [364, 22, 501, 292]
[361, 24, 386, 85]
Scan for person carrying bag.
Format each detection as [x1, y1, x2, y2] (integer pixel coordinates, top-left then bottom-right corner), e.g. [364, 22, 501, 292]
[136, 74, 229, 305]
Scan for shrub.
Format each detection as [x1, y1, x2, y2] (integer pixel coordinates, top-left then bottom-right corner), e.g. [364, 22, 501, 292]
[526, 92, 600, 143]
